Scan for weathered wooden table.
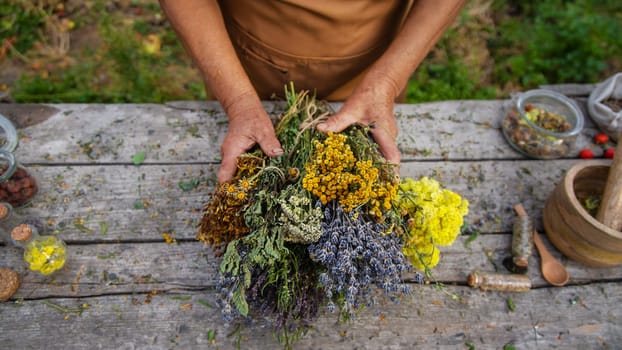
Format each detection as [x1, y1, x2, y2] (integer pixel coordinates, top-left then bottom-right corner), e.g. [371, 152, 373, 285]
[1, 87, 621, 349]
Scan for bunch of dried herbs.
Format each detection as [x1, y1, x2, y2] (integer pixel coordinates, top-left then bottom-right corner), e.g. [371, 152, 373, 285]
[198, 83, 469, 348]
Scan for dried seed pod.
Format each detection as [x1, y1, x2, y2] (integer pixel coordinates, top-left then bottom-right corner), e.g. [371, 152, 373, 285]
[0, 268, 20, 302]
[467, 270, 531, 292]
[512, 215, 534, 268]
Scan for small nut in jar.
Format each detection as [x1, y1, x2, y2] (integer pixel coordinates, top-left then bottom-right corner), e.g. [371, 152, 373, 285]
[0, 150, 38, 208]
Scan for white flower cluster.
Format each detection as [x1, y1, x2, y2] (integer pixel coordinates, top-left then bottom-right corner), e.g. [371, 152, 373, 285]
[279, 189, 323, 244]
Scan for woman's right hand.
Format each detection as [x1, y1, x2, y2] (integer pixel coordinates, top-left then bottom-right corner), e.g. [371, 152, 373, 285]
[217, 97, 283, 184]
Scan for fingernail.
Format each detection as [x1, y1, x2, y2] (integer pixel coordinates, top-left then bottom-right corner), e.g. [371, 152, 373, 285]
[272, 148, 284, 156]
[317, 123, 327, 132]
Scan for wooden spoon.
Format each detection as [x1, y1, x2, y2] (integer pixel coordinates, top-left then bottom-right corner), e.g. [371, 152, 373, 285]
[532, 229, 570, 286]
[514, 204, 569, 286]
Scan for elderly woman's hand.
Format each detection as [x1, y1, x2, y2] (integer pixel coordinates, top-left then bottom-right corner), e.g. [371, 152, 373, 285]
[317, 79, 400, 166]
[218, 99, 283, 184]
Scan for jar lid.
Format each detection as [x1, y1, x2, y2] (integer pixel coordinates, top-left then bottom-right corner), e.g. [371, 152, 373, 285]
[0, 114, 18, 153]
[0, 268, 20, 302]
[10, 223, 33, 242]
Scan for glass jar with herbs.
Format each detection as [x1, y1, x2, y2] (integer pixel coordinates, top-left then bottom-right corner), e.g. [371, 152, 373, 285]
[0, 150, 38, 208]
[502, 89, 584, 159]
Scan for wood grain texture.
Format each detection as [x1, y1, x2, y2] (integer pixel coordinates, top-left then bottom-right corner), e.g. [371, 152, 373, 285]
[0, 284, 619, 350]
[2, 98, 620, 350]
[2, 236, 621, 300]
[13, 101, 599, 164]
[0, 159, 583, 244]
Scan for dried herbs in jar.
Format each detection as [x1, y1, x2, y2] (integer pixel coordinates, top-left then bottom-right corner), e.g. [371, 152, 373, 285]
[0, 150, 38, 208]
[502, 89, 583, 159]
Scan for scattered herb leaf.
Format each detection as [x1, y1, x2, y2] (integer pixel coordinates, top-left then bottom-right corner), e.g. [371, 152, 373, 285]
[188, 125, 202, 138]
[74, 221, 94, 234]
[42, 300, 87, 315]
[207, 329, 216, 343]
[506, 296, 516, 312]
[198, 299, 214, 308]
[178, 178, 200, 191]
[100, 221, 109, 236]
[98, 252, 117, 259]
[131, 151, 146, 165]
[464, 230, 480, 249]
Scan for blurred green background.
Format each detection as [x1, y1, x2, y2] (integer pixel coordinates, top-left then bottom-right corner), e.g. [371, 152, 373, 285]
[1, 0, 621, 103]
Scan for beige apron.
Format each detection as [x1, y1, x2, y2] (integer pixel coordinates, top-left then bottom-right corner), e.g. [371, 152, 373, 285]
[218, 0, 413, 101]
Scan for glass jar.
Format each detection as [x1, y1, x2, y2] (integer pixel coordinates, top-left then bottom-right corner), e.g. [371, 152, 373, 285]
[0, 150, 38, 208]
[467, 270, 531, 292]
[10, 223, 67, 276]
[0, 113, 18, 154]
[502, 89, 584, 159]
[0, 201, 22, 241]
[0, 202, 43, 243]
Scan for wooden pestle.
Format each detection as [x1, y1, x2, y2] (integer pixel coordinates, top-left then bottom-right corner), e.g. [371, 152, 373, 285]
[596, 137, 622, 232]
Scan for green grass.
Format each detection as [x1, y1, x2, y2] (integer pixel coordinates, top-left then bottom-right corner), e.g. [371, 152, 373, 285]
[407, 0, 622, 102]
[3, 0, 206, 103]
[2, 0, 621, 104]
[489, 0, 622, 88]
[0, 2, 47, 53]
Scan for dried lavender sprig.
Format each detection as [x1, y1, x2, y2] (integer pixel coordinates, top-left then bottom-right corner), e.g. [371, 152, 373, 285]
[308, 201, 413, 315]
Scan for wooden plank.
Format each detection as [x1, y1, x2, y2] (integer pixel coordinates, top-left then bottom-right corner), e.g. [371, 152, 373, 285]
[2, 241, 218, 299]
[0, 159, 590, 243]
[15, 103, 225, 164]
[12, 100, 600, 164]
[0, 283, 619, 349]
[3, 163, 214, 243]
[3, 235, 621, 299]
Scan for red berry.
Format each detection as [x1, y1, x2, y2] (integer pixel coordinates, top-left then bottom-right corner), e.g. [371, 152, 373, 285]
[594, 133, 609, 145]
[603, 148, 615, 159]
[579, 149, 594, 159]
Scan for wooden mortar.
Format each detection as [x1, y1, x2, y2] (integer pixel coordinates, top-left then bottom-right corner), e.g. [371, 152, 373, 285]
[543, 157, 622, 267]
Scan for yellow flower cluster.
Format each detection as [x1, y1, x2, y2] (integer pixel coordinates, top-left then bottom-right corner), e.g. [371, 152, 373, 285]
[396, 177, 469, 271]
[225, 179, 251, 201]
[368, 179, 397, 219]
[24, 236, 67, 275]
[302, 133, 394, 215]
